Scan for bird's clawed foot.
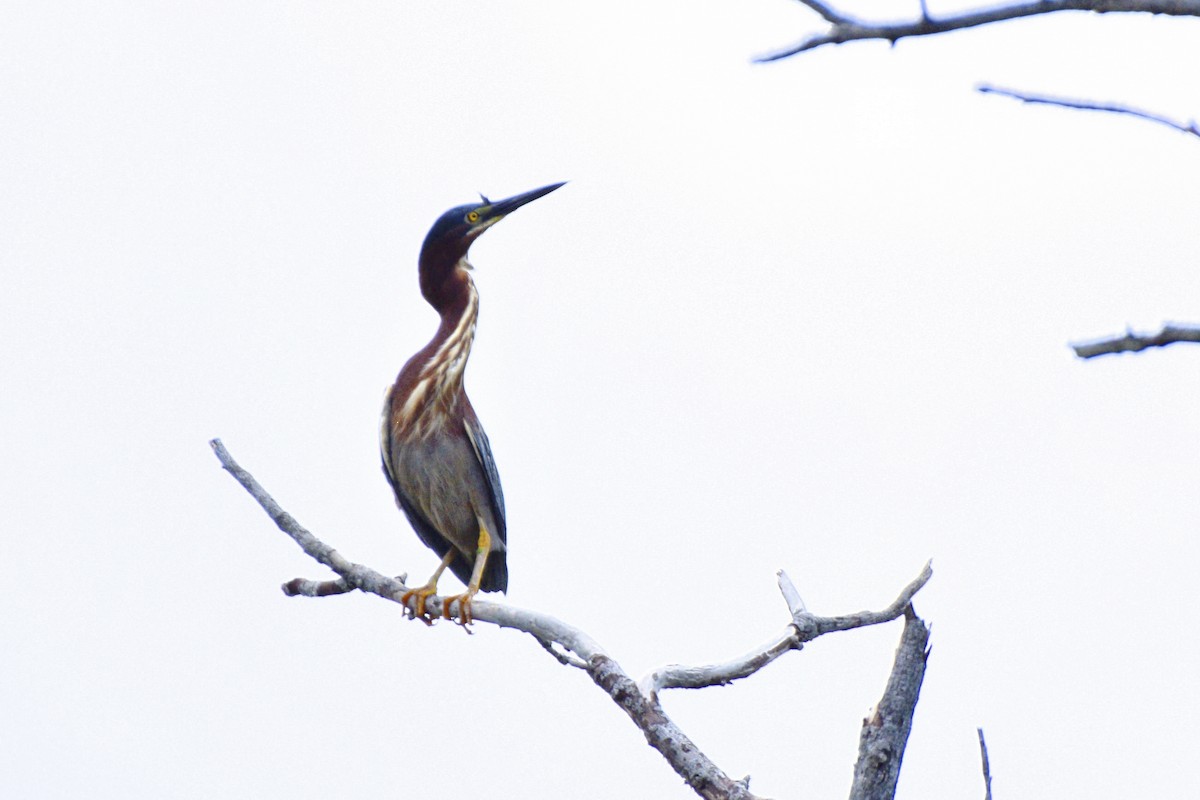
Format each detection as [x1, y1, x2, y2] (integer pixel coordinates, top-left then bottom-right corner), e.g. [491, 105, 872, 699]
[401, 552, 455, 624]
[400, 583, 440, 625]
[440, 588, 479, 628]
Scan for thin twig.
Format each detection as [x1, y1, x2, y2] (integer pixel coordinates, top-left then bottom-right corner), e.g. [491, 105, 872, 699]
[803, 0, 852, 24]
[978, 728, 994, 800]
[979, 85, 1200, 140]
[536, 636, 589, 669]
[1071, 323, 1200, 358]
[757, 0, 1200, 61]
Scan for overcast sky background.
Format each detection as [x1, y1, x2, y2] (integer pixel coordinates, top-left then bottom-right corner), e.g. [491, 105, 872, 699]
[3, 3, 1199, 798]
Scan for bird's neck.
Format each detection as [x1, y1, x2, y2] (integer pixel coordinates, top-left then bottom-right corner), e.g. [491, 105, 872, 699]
[395, 268, 479, 437]
[427, 270, 479, 396]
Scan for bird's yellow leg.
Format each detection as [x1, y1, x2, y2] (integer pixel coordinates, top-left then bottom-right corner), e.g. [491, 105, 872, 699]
[442, 525, 492, 626]
[401, 550, 454, 623]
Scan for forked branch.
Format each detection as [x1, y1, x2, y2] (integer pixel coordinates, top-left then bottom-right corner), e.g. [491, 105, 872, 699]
[212, 438, 933, 800]
[638, 566, 931, 702]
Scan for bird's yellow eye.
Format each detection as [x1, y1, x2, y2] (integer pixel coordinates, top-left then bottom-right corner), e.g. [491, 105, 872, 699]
[466, 210, 481, 224]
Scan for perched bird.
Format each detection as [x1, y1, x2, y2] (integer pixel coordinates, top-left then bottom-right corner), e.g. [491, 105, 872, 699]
[381, 182, 565, 624]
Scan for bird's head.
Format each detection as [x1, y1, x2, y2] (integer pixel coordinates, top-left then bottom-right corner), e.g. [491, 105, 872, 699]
[420, 182, 566, 266]
[416, 181, 565, 311]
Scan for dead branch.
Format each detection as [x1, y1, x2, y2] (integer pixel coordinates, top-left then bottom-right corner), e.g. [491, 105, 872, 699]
[978, 728, 994, 800]
[757, 0, 1200, 61]
[212, 438, 756, 799]
[978, 85, 1200, 139]
[281, 576, 356, 596]
[1071, 323, 1200, 358]
[637, 630, 800, 703]
[848, 608, 931, 800]
[212, 437, 933, 800]
[638, 565, 932, 702]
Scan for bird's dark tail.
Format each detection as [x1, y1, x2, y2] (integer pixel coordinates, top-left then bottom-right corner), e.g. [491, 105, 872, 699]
[480, 552, 507, 594]
[450, 549, 508, 594]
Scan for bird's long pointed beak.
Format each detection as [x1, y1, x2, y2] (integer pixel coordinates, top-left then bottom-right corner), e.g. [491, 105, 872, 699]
[485, 182, 566, 220]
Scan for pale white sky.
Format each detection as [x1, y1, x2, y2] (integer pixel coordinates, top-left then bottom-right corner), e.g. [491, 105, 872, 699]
[3, 3, 1198, 799]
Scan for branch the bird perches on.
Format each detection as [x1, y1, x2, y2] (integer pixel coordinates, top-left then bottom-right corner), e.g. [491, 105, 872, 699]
[211, 438, 932, 800]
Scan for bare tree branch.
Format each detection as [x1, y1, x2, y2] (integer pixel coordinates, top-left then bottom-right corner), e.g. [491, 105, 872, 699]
[536, 635, 590, 669]
[1071, 323, 1200, 358]
[212, 438, 756, 799]
[776, 569, 807, 615]
[801, 562, 934, 639]
[848, 608, 931, 800]
[638, 630, 800, 702]
[212, 438, 933, 800]
[589, 656, 764, 800]
[282, 576, 356, 596]
[638, 563, 933, 701]
[978, 84, 1200, 139]
[978, 727, 994, 800]
[757, 0, 1200, 61]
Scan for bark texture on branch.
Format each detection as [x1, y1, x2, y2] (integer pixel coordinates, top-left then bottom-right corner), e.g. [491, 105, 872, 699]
[848, 608, 930, 800]
[590, 655, 759, 800]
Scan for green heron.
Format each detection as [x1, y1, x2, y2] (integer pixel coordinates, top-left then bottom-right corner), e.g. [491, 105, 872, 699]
[381, 182, 565, 624]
